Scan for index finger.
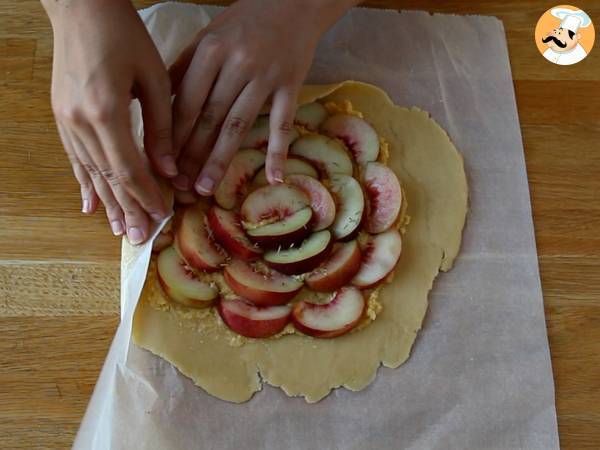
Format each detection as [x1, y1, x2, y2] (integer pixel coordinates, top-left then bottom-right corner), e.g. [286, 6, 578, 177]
[94, 110, 171, 221]
[266, 87, 298, 184]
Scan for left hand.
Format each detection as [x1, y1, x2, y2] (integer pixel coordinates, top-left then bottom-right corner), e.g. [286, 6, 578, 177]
[169, 0, 358, 194]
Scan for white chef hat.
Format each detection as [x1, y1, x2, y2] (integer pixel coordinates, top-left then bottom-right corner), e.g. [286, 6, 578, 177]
[551, 7, 592, 33]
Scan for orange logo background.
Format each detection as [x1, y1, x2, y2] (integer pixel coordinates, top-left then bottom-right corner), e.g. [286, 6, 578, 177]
[534, 4, 595, 55]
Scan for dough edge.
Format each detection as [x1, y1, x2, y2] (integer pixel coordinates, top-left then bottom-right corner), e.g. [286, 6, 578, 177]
[130, 80, 468, 404]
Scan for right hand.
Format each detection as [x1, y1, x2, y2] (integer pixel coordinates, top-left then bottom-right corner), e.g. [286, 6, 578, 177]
[44, 0, 174, 245]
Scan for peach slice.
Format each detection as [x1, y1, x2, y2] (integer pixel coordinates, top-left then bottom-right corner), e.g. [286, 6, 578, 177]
[321, 114, 379, 165]
[175, 202, 227, 272]
[251, 157, 318, 188]
[246, 207, 312, 248]
[292, 286, 366, 338]
[290, 134, 353, 177]
[217, 298, 291, 338]
[214, 148, 265, 210]
[224, 259, 303, 306]
[285, 174, 336, 231]
[329, 174, 365, 240]
[207, 206, 262, 261]
[294, 102, 329, 131]
[241, 115, 300, 149]
[264, 230, 332, 275]
[352, 229, 402, 289]
[157, 246, 218, 307]
[362, 162, 402, 233]
[306, 240, 362, 292]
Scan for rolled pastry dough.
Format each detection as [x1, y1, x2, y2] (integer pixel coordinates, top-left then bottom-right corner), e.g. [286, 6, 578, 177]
[132, 81, 468, 403]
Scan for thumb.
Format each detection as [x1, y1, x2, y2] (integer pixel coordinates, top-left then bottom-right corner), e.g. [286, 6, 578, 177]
[137, 69, 177, 177]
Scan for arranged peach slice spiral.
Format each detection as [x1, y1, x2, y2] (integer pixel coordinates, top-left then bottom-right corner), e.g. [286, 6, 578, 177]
[155, 100, 406, 340]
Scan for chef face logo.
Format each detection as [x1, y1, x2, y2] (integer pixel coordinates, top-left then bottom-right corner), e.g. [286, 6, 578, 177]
[542, 27, 580, 52]
[535, 5, 595, 65]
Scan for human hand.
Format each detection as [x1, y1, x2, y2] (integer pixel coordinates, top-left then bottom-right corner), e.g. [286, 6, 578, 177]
[43, 0, 174, 244]
[169, 0, 358, 195]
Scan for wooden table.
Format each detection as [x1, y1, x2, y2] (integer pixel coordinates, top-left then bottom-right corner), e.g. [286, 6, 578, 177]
[1, 1, 598, 448]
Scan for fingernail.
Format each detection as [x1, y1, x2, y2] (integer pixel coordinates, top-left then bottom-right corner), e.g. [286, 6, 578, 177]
[127, 227, 144, 245]
[161, 155, 178, 177]
[82, 199, 91, 214]
[196, 177, 214, 195]
[172, 174, 189, 190]
[273, 170, 284, 183]
[111, 220, 124, 236]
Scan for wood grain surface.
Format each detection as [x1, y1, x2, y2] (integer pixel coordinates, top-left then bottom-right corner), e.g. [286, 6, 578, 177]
[1, 1, 599, 448]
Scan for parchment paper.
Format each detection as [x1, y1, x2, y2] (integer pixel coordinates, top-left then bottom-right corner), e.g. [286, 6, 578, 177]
[74, 3, 559, 449]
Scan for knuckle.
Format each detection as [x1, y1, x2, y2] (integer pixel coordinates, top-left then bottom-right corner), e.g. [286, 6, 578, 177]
[233, 51, 255, 72]
[116, 170, 137, 187]
[100, 168, 116, 182]
[224, 116, 249, 137]
[197, 105, 221, 130]
[57, 104, 85, 124]
[265, 63, 284, 81]
[84, 98, 120, 123]
[270, 150, 287, 163]
[103, 168, 135, 187]
[82, 162, 100, 178]
[277, 121, 294, 135]
[149, 126, 172, 142]
[122, 207, 142, 219]
[200, 34, 223, 56]
[79, 179, 94, 193]
[102, 196, 120, 213]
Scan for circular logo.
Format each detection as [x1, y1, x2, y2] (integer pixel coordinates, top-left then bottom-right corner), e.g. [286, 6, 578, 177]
[535, 5, 595, 65]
